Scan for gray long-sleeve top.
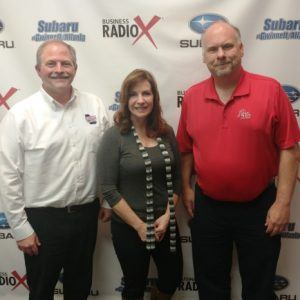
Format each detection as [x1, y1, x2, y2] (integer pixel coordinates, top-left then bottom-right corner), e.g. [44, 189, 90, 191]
[98, 125, 181, 223]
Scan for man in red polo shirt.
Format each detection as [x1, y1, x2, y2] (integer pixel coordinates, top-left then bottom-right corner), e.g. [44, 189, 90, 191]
[177, 20, 300, 300]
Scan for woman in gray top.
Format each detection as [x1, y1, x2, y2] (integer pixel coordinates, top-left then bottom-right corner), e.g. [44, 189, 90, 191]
[99, 69, 182, 300]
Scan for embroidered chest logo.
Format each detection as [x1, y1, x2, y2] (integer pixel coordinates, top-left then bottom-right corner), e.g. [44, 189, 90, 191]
[237, 109, 251, 120]
[85, 114, 97, 124]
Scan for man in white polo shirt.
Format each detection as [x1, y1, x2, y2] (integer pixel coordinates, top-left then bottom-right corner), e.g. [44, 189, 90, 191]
[0, 40, 109, 300]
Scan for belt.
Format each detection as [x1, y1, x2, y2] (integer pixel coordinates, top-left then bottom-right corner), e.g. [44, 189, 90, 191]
[65, 202, 91, 213]
[26, 198, 99, 214]
[61, 198, 99, 213]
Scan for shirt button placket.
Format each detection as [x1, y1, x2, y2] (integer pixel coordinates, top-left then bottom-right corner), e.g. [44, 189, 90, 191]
[222, 106, 228, 129]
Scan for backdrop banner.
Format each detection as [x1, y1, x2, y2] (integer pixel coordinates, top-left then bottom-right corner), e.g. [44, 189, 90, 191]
[0, 1, 299, 299]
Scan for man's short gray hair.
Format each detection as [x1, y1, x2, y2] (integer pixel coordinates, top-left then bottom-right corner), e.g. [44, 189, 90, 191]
[36, 40, 77, 68]
[202, 20, 242, 43]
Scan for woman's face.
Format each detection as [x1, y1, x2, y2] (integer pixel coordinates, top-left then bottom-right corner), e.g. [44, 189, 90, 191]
[128, 80, 154, 124]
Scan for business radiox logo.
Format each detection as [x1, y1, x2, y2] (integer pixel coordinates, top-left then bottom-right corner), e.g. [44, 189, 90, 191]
[256, 18, 300, 40]
[0, 87, 18, 111]
[178, 277, 198, 291]
[177, 90, 186, 107]
[32, 20, 86, 42]
[179, 13, 227, 48]
[0, 19, 15, 49]
[102, 16, 161, 49]
[0, 271, 28, 291]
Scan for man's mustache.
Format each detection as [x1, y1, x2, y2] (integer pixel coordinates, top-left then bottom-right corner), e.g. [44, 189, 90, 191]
[49, 73, 70, 79]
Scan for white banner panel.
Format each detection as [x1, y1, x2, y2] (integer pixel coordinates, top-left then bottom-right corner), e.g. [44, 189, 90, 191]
[0, 0, 299, 299]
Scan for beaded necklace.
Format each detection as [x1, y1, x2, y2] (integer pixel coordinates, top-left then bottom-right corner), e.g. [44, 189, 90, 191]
[132, 126, 176, 252]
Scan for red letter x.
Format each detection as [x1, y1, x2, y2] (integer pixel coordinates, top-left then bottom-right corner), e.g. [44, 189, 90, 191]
[11, 270, 29, 291]
[132, 16, 161, 49]
[0, 87, 18, 110]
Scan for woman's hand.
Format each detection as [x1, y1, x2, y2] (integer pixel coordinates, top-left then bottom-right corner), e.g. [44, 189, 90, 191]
[135, 222, 147, 241]
[154, 213, 170, 242]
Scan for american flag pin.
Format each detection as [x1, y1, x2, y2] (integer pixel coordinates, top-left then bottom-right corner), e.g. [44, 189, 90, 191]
[85, 114, 97, 124]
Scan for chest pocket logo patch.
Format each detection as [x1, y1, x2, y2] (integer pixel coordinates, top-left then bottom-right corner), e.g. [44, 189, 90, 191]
[237, 109, 251, 120]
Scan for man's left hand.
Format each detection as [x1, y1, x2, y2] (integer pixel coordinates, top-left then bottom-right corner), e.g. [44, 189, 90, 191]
[265, 201, 290, 236]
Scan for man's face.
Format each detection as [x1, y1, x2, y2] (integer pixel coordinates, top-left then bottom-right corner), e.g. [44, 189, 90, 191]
[35, 43, 77, 95]
[202, 23, 244, 77]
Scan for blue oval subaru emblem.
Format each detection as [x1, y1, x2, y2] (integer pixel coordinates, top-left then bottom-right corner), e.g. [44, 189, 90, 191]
[282, 85, 300, 103]
[189, 14, 227, 34]
[115, 91, 120, 103]
[0, 20, 4, 33]
[273, 275, 289, 291]
[0, 212, 10, 229]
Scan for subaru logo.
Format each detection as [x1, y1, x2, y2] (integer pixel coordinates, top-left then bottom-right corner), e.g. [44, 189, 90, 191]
[0, 212, 10, 229]
[282, 85, 300, 103]
[273, 275, 289, 291]
[115, 91, 120, 103]
[0, 20, 4, 33]
[189, 14, 227, 34]
[109, 103, 120, 111]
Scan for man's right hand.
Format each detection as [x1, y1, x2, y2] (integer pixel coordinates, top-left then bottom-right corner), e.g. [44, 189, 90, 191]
[99, 207, 112, 222]
[17, 233, 41, 256]
[182, 187, 195, 218]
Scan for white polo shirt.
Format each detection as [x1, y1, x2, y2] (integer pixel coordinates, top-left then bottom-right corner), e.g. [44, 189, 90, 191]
[0, 88, 109, 240]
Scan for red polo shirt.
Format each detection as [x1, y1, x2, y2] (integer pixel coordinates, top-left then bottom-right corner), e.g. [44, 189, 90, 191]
[177, 69, 300, 201]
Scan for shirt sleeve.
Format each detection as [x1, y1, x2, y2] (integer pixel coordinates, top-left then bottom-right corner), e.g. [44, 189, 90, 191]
[176, 92, 193, 153]
[274, 84, 300, 149]
[98, 127, 123, 207]
[168, 127, 182, 195]
[98, 96, 111, 133]
[95, 95, 112, 208]
[0, 111, 34, 241]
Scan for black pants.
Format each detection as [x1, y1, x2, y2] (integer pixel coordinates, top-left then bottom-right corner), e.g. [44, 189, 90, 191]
[24, 200, 99, 300]
[111, 220, 183, 300]
[190, 184, 280, 300]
